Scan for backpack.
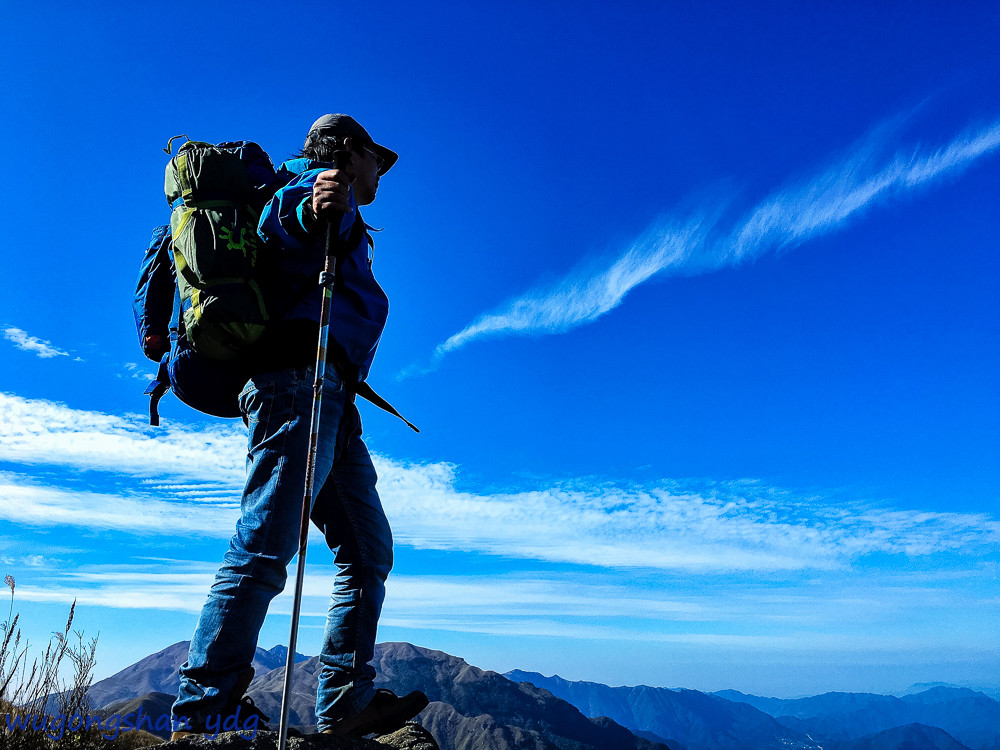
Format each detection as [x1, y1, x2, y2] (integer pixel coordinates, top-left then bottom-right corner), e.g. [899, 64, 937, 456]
[165, 138, 280, 360]
[134, 137, 283, 424]
[134, 137, 418, 431]
[135, 224, 253, 423]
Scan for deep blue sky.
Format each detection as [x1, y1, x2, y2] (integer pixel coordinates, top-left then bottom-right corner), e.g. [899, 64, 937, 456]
[1, 1, 997, 697]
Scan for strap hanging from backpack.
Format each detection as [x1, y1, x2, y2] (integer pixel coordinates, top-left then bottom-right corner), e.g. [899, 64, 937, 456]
[144, 356, 171, 426]
[356, 382, 419, 433]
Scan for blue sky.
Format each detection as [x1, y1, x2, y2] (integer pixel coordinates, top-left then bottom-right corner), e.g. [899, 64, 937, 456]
[1, 1, 997, 698]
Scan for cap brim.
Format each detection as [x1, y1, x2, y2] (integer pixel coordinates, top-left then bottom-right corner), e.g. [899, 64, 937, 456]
[371, 143, 398, 175]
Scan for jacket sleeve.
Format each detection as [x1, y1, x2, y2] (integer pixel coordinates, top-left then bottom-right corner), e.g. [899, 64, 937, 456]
[257, 168, 356, 251]
[133, 225, 175, 345]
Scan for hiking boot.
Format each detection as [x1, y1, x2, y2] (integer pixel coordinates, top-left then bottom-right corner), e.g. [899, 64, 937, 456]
[170, 668, 270, 740]
[322, 689, 429, 737]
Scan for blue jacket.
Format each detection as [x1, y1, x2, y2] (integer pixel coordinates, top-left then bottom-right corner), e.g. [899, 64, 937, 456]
[256, 158, 390, 383]
[133, 225, 175, 349]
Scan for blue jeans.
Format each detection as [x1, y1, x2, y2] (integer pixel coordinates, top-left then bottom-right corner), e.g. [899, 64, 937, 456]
[172, 365, 393, 731]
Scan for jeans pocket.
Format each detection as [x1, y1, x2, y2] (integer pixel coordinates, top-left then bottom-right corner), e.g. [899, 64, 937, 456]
[238, 378, 256, 401]
[323, 366, 344, 394]
[239, 372, 281, 429]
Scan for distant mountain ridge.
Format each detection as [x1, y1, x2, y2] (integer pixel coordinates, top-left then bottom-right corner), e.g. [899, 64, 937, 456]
[905, 683, 1000, 701]
[370, 642, 675, 750]
[505, 670, 819, 750]
[83, 643, 1000, 750]
[86, 641, 309, 710]
[827, 723, 973, 750]
[715, 687, 1000, 749]
[504, 670, 1000, 750]
[87, 641, 674, 750]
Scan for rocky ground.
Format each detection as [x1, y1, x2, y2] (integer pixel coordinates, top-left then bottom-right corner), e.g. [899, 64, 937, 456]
[159, 723, 439, 750]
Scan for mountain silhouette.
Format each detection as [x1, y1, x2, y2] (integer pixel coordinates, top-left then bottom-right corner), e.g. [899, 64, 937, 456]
[81, 643, 1000, 750]
[506, 670, 819, 750]
[715, 687, 1000, 749]
[86, 641, 308, 710]
[828, 723, 973, 750]
[87, 641, 674, 750]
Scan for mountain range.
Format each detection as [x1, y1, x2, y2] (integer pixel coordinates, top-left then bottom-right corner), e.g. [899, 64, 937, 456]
[86, 641, 309, 710]
[82, 642, 1000, 750]
[507, 670, 1000, 750]
[88, 642, 674, 750]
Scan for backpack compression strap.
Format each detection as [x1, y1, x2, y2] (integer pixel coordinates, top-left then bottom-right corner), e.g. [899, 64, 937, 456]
[143, 355, 171, 426]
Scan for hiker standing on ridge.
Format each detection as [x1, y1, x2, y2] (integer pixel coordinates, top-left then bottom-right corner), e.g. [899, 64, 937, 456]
[170, 115, 427, 739]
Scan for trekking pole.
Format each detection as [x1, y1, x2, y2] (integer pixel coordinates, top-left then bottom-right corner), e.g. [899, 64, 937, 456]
[278, 153, 350, 750]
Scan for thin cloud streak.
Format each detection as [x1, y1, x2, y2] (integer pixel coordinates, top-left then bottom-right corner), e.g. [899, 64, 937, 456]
[726, 118, 1000, 261]
[0, 391, 245, 484]
[3, 326, 69, 359]
[17, 563, 995, 649]
[3, 395, 998, 572]
[14, 573, 215, 614]
[375, 616, 945, 651]
[376, 458, 1000, 571]
[120, 362, 155, 380]
[425, 117, 1000, 364]
[436, 219, 707, 355]
[0, 475, 239, 536]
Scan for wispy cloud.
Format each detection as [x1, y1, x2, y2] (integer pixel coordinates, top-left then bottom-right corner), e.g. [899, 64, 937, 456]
[12, 570, 217, 613]
[376, 460, 1000, 571]
[725, 117, 1000, 262]
[420, 116, 1000, 368]
[119, 362, 155, 380]
[3, 394, 997, 572]
[0, 552, 60, 568]
[0, 392, 245, 483]
[16, 566, 995, 650]
[0, 474, 239, 536]
[434, 218, 708, 357]
[3, 326, 69, 359]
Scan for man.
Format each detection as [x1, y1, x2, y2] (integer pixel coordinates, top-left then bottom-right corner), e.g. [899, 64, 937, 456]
[171, 115, 427, 738]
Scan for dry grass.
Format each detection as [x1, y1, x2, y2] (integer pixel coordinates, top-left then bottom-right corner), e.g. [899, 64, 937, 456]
[1, 575, 164, 748]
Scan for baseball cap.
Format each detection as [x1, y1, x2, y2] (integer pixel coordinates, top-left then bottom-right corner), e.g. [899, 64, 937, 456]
[306, 114, 398, 175]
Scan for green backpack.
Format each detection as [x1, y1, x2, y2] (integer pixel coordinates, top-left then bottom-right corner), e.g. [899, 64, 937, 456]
[163, 137, 279, 360]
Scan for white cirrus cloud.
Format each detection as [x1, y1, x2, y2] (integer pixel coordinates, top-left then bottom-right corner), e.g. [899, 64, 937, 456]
[0, 474, 239, 537]
[0, 391, 245, 484]
[12, 571, 217, 613]
[14, 563, 996, 649]
[2, 394, 997, 573]
[3, 326, 70, 359]
[421, 115, 1000, 366]
[435, 218, 708, 356]
[120, 362, 155, 381]
[374, 459, 1000, 571]
[725, 117, 1000, 261]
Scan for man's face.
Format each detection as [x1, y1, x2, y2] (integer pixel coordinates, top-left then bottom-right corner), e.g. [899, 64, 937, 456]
[351, 145, 381, 206]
